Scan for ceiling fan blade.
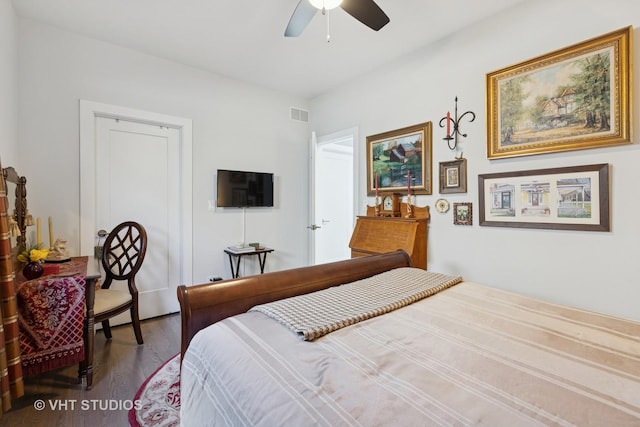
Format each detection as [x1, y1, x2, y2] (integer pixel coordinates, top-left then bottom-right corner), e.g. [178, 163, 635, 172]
[340, 0, 390, 31]
[284, 0, 318, 37]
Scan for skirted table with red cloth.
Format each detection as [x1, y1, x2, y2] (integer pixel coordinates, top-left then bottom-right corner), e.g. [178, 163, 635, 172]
[16, 257, 91, 377]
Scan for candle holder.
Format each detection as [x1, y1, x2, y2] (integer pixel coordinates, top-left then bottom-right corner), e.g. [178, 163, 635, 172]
[374, 195, 381, 216]
[404, 195, 414, 218]
[439, 96, 476, 151]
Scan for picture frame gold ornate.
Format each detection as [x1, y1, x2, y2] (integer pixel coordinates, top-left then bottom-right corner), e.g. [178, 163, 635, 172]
[486, 26, 632, 159]
[366, 122, 432, 196]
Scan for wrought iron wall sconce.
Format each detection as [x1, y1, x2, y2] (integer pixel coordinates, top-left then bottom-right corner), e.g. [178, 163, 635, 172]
[439, 97, 476, 151]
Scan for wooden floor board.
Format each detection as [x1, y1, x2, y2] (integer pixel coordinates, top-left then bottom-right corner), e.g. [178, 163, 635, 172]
[1, 313, 181, 426]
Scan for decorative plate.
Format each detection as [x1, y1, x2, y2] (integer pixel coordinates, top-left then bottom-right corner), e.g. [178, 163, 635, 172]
[435, 198, 450, 213]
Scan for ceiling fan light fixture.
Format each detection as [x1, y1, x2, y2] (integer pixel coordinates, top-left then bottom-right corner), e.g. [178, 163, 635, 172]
[309, 0, 343, 10]
[285, 0, 388, 38]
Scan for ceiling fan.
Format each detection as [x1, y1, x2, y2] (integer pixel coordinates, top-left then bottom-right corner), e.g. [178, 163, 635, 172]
[285, 0, 390, 37]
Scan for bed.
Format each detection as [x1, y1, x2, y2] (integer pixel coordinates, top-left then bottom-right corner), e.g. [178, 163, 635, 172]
[178, 250, 640, 426]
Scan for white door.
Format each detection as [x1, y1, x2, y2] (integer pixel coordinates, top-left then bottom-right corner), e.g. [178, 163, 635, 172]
[80, 101, 193, 323]
[309, 128, 357, 265]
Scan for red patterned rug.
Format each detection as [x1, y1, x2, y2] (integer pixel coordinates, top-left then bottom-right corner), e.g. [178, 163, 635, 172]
[129, 354, 181, 427]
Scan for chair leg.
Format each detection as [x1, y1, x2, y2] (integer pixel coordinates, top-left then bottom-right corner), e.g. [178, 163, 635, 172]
[131, 304, 144, 345]
[79, 360, 94, 390]
[102, 320, 112, 339]
[85, 367, 94, 391]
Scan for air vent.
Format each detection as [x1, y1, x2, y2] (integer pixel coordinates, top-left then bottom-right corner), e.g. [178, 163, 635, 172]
[290, 107, 309, 123]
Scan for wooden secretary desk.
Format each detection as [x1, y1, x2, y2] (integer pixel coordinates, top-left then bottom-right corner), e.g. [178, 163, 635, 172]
[349, 203, 429, 270]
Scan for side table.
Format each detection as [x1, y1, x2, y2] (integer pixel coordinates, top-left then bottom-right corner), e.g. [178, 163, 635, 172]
[224, 247, 274, 278]
[16, 256, 99, 389]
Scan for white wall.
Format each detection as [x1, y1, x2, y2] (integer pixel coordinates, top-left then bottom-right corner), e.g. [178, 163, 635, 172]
[12, 1, 640, 320]
[310, 0, 640, 321]
[17, 18, 310, 282]
[0, 0, 18, 165]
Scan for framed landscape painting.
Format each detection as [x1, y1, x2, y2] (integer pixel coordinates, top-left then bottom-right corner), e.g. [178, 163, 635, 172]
[486, 27, 632, 159]
[366, 122, 432, 196]
[478, 163, 610, 231]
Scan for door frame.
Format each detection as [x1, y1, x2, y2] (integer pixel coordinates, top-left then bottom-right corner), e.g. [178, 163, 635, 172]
[79, 100, 193, 287]
[309, 127, 359, 264]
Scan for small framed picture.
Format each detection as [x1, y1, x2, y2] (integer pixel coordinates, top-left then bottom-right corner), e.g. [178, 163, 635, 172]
[439, 159, 467, 194]
[453, 202, 472, 225]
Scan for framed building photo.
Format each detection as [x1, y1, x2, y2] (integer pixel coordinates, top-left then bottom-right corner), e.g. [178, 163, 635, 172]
[478, 163, 610, 231]
[366, 122, 432, 196]
[453, 202, 472, 225]
[439, 159, 467, 194]
[486, 26, 632, 159]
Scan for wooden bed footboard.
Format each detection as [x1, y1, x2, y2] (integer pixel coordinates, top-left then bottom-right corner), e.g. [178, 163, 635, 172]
[177, 250, 412, 359]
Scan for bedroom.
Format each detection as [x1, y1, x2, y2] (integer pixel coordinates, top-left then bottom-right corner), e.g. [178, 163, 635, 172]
[2, 0, 637, 321]
[0, 0, 638, 424]
[0, 1, 640, 319]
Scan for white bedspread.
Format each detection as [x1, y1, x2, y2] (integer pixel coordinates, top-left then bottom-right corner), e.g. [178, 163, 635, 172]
[181, 274, 640, 426]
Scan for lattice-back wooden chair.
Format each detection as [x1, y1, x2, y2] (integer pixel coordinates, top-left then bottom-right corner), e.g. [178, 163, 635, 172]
[95, 221, 147, 345]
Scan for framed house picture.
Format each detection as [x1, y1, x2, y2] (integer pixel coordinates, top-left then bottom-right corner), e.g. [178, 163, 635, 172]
[366, 122, 432, 196]
[478, 163, 610, 231]
[439, 158, 467, 194]
[486, 26, 632, 159]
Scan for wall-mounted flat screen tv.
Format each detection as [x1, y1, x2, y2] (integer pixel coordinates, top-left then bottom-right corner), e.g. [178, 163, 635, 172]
[216, 169, 274, 208]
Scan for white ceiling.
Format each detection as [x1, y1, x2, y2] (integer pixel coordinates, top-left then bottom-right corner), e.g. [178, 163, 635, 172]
[12, 0, 526, 99]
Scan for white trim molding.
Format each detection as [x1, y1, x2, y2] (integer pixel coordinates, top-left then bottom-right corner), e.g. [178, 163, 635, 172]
[79, 99, 193, 285]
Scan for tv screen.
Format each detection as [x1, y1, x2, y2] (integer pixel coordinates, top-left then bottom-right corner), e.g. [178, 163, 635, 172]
[216, 169, 274, 208]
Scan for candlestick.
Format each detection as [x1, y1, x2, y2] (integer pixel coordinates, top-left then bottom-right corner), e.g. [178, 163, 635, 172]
[48, 216, 54, 249]
[375, 173, 379, 197]
[446, 112, 451, 137]
[404, 194, 413, 218]
[36, 217, 41, 247]
[407, 170, 411, 195]
[440, 96, 476, 151]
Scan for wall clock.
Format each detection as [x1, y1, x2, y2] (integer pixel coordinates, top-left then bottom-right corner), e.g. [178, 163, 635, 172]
[435, 198, 450, 213]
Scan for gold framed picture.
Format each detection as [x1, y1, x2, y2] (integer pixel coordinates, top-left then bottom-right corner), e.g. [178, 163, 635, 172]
[486, 26, 632, 159]
[366, 122, 432, 196]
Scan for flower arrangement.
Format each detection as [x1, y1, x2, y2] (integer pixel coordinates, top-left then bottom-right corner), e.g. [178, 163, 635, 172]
[17, 244, 49, 263]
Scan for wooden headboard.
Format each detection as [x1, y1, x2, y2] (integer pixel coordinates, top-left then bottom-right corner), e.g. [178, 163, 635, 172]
[177, 250, 412, 359]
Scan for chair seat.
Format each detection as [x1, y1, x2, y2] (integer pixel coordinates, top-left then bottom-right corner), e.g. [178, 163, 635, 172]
[94, 289, 132, 315]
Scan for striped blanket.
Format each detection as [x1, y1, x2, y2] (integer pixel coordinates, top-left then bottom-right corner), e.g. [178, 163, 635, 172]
[250, 268, 462, 340]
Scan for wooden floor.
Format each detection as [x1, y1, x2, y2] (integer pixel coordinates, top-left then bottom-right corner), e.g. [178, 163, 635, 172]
[2, 313, 181, 427]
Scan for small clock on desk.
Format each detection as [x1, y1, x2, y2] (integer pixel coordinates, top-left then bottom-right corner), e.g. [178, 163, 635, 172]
[380, 192, 401, 217]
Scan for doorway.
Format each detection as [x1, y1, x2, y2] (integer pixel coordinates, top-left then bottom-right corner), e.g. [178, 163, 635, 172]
[79, 100, 193, 321]
[310, 128, 357, 265]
